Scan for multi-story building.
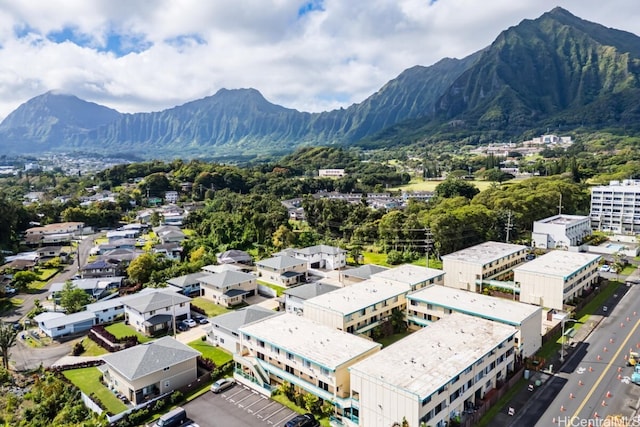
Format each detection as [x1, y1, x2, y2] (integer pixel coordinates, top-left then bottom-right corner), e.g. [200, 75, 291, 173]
[198, 270, 257, 307]
[514, 250, 600, 310]
[282, 282, 340, 314]
[348, 313, 517, 427]
[256, 255, 308, 287]
[531, 214, 591, 249]
[303, 279, 409, 336]
[234, 313, 381, 416]
[590, 180, 640, 234]
[277, 245, 347, 270]
[441, 242, 528, 292]
[406, 285, 542, 357]
[370, 264, 444, 291]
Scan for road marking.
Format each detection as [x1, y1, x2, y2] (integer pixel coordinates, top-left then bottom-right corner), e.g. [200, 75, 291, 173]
[576, 367, 586, 374]
[254, 401, 277, 418]
[261, 405, 286, 421]
[570, 317, 640, 421]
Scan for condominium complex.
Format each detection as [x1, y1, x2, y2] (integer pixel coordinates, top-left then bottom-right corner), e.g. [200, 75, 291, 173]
[348, 313, 517, 427]
[590, 179, 640, 234]
[531, 214, 591, 249]
[514, 250, 600, 310]
[406, 285, 542, 357]
[441, 242, 528, 292]
[369, 264, 445, 291]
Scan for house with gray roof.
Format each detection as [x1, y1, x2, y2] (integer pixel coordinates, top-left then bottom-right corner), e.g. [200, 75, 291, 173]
[166, 271, 208, 297]
[217, 249, 252, 265]
[198, 270, 257, 307]
[86, 298, 126, 324]
[33, 311, 95, 339]
[49, 277, 124, 301]
[206, 306, 278, 354]
[342, 264, 389, 284]
[80, 259, 120, 278]
[282, 245, 347, 270]
[281, 282, 340, 314]
[121, 290, 191, 336]
[101, 336, 200, 404]
[256, 255, 307, 287]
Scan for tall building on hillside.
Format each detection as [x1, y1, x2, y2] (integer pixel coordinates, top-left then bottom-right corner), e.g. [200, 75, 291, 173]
[590, 180, 640, 234]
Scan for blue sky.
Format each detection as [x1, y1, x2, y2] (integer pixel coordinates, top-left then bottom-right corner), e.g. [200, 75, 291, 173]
[0, 0, 638, 120]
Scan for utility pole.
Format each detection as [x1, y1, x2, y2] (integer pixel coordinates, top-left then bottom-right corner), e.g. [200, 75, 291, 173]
[558, 193, 563, 215]
[505, 210, 514, 243]
[424, 228, 434, 268]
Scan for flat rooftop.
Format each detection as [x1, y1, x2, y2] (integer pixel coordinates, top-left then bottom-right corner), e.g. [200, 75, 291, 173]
[239, 313, 380, 370]
[513, 250, 600, 278]
[371, 264, 444, 286]
[441, 241, 527, 265]
[536, 214, 589, 226]
[408, 285, 541, 326]
[349, 313, 517, 399]
[304, 279, 410, 315]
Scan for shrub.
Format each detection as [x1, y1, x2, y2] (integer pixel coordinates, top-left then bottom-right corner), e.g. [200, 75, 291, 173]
[72, 341, 85, 356]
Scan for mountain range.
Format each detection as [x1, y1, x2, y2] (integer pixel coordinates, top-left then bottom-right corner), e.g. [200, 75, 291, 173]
[1, 7, 640, 160]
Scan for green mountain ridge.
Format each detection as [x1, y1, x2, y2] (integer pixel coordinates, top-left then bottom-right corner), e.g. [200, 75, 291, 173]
[1, 7, 639, 158]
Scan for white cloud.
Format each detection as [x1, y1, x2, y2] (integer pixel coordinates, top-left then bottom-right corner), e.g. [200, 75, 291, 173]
[0, 0, 638, 119]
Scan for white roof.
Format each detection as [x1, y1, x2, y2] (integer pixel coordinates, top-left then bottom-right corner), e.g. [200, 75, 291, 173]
[239, 313, 380, 370]
[408, 285, 541, 326]
[370, 264, 444, 286]
[441, 241, 527, 265]
[304, 279, 410, 315]
[349, 313, 517, 398]
[535, 214, 589, 226]
[513, 250, 600, 278]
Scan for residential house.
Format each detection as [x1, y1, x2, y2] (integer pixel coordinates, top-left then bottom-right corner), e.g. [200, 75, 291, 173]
[234, 313, 381, 418]
[281, 282, 340, 314]
[153, 242, 183, 261]
[406, 285, 542, 357]
[370, 264, 444, 291]
[164, 191, 179, 204]
[202, 264, 244, 274]
[441, 241, 528, 292]
[153, 225, 186, 244]
[206, 306, 279, 354]
[107, 230, 138, 242]
[217, 249, 253, 265]
[33, 311, 96, 339]
[303, 279, 409, 336]
[514, 250, 601, 310]
[278, 245, 347, 270]
[49, 277, 124, 301]
[341, 264, 388, 285]
[348, 313, 517, 427]
[256, 255, 307, 287]
[166, 272, 209, 297]
[199, 270, 257, 307]
[25, 221, 86, 246]
[101, 336, 200, 404]
[86, 298, 126, 324]
[36, 246, 67, 263]
[81, 259, 120, 278]
[122, 290, 191, 336]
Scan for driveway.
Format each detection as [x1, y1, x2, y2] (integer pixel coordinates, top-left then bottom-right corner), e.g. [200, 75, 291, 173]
[10, 335, 74, 371]
[184, 383, 298, 427]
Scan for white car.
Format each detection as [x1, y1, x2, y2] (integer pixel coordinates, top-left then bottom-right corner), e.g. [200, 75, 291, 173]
[599, 265, 610, 272]
[183, 318, 197, 328]
[211, 377, 235, 393]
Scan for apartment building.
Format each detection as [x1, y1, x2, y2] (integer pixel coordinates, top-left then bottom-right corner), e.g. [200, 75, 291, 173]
[531, 214, 591, 249]
[303, 279, 409, 336]
[234, 313, 381, 415]
[441, 242, 528, 292]
[348, 313, 517, 427]
[514, 250, 600, 310]
[370, 264, 444, 291]
[406, 286, 542, 357]
[590, 180, 640, 234]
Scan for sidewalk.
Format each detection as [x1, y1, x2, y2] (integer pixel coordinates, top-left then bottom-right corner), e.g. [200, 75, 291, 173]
[491, 315, 603, 427]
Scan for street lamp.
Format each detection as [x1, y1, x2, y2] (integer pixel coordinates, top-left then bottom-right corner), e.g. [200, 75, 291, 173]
[560, 317, 579, 363]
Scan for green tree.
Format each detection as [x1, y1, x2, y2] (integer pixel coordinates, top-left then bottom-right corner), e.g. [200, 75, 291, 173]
[59, 281, 91, 313]
[127, 253, 168, 285]
[12, 270, 39, 291]
[435, 178, 480, 199]
[0, 322, 19, 369]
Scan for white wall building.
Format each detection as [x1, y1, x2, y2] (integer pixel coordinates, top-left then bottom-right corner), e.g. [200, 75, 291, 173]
[206, 306, 279, 354]
[532, 214, 591, 249]
[348, 313, 517, 427]
[590, 180, 640, 234]
[406, 285, 542, 357]
[303, 279, 409, 336]
[278, 245, 347, 270]
[282, 282, 340, 314]
[370, 264, 444, 291]
[514, 250, 600, 310]
[441, 242, 528, 292]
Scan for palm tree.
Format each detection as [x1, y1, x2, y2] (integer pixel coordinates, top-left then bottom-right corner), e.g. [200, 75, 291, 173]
[0, 322, 19, 369]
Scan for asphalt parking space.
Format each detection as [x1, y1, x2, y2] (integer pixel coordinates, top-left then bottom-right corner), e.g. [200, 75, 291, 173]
[184, 383, 298, 427]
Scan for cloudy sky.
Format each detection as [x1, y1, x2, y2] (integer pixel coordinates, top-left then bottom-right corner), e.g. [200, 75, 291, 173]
[0, 0, 638, 120]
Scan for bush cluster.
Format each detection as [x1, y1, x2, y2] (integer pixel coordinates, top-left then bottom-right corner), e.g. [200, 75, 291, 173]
[88, 325, 139, 353]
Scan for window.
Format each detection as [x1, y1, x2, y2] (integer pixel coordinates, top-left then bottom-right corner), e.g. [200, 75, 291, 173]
[321, 367, 330, 376]
[287, 352, 294, 361]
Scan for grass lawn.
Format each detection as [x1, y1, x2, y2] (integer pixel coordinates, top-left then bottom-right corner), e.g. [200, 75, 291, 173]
[257, 280, 287, 296]
[105, 322, 152, 343]
[362, 251, 388, 266]
[376, 330, 414, 348]
[37, 268, 60, 281]
[79, 337, 108, 356]
[271, 394, 330, 427]
[619, 265, 636, 275]
[188, 340, 233, 365]
[63, 367, 127, 414]
[191, 297, 232, 317]
[390, 178, 495, 193]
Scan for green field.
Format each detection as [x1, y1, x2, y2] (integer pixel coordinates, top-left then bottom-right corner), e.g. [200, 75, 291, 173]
[63, 367, 127, 414]
[390, 178, 495, 193]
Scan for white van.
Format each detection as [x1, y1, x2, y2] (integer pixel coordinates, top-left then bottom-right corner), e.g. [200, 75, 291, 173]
[155, 407, 187, 427]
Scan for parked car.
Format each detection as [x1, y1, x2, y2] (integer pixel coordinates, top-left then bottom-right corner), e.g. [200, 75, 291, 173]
[210, 377, 235, 393]
[198, 317, 209, 324]
[177, 321, 190, 332]
[284, 413, 319, 427]
[154, 407, 187, 427]
[525, 253, 536, 261]
[600, 265, 611, 272]
[4, 287, 16, 295]
[184, 318, 197, 328]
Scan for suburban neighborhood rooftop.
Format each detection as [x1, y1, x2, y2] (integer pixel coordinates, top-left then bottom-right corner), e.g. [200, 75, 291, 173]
[370, 264, 444, 285]
[441, 241, 528, 265]
[513, 250, 601, 277]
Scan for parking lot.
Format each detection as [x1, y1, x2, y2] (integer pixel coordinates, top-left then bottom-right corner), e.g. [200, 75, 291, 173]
[184, 383, 298, 427]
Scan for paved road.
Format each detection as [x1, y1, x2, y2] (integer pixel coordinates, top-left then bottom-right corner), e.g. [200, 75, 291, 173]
[522, 284, 640, 426]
